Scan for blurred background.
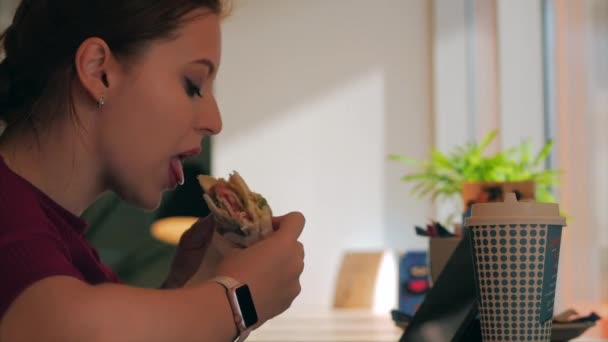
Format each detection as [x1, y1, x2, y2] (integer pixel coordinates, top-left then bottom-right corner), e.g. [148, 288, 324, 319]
[1, 0, 606, 338]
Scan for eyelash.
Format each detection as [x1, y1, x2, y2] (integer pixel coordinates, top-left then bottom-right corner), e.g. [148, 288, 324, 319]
[185, 78, 203, 98]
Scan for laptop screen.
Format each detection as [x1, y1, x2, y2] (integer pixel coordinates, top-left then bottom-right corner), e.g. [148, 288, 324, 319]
[400, 229, 481, 342]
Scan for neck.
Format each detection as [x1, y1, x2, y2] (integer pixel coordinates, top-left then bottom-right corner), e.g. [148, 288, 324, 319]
[0, 119, 104, 216]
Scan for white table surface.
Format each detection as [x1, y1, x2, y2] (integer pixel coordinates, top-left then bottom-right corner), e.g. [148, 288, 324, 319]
[248, 310, 402, 342]
[247, 309, 606, 342]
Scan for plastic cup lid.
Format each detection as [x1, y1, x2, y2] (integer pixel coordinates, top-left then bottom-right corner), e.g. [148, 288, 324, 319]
[464, 193, 567, 227]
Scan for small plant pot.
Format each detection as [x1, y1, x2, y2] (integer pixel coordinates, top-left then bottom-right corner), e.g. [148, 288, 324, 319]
[461, 181, 536, 211]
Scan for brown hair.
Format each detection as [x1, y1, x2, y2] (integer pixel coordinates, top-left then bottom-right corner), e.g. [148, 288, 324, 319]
[0, 0, 227, 133]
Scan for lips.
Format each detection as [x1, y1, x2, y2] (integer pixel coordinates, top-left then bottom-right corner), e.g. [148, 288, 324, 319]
[180, 147, 202, 158]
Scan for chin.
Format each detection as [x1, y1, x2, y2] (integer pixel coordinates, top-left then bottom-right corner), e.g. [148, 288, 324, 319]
[119, 187, 163, 212]
[137, 193, 163, 212]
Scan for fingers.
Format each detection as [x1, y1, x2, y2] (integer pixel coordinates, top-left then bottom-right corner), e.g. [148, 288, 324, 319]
[295, 241, 305, 274]
[164, 216, 216, 288]
[213, 232, 242, 251]
[273, 212, 305, 240]
[291, 282, 302, 300]
[296, 241, 305, 259]
[178, 215, 215, 251]
[222, 232, 258, 249]
[271, 216, 284, 231]
[272, 216, 282, 224]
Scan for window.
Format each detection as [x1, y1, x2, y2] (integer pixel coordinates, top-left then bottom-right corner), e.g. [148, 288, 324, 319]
[546, 0, 608, 332]
[435, 2, 606, 336]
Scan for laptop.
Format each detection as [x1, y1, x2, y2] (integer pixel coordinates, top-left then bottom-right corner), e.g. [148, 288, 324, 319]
[399, 228, 482, 342]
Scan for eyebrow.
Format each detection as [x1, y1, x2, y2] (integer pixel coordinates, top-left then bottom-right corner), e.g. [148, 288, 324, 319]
[193, 58, 217, 75]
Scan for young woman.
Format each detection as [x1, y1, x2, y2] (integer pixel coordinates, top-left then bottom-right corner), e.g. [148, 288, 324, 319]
[0, 1, 305, 341]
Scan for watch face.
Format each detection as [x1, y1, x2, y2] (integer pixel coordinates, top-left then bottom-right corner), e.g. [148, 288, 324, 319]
[235, 285, 258, 328]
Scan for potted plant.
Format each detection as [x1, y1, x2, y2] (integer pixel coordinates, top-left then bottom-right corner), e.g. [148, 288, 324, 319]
[389, 130, 562, 223]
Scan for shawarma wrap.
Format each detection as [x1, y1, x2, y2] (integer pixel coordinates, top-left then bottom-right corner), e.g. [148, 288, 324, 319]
[198, 171, 273, 247]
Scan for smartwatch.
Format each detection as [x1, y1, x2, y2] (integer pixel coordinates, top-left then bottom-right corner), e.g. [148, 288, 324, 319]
[211, 276, 259, 341]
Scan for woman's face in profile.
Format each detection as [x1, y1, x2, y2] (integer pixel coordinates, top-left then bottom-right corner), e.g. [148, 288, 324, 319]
[96, 10, 223, 210]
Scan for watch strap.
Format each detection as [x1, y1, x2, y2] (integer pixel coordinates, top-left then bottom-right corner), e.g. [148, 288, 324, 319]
[211, 276, 252, 341]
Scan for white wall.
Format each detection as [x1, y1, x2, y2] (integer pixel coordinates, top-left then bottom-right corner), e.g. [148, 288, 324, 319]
[497, 0, 545, 150]
[214, 0, 433, 310]
[432, 0, 547, 221]
[432, 0, 475, 221]
[434, 0, 546, 154]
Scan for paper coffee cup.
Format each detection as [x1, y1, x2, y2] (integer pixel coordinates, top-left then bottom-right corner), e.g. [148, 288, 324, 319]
[464, 193, 567, 342]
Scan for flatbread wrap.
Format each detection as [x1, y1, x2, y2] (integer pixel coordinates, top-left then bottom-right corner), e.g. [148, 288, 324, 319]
[197, 171, 273, 247]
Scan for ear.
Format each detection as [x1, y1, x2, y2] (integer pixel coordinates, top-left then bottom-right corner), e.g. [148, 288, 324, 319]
[74, 37, 117, 106]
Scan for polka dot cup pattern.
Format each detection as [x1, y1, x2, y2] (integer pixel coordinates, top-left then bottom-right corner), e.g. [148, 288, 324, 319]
[470, 224, 554, 342]
[464, 193, 566, 342]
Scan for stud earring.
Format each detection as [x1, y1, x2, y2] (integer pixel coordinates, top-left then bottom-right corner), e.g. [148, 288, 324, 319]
[98, 96, 105, 109]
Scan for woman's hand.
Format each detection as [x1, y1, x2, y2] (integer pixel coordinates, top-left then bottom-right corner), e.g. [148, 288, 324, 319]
[162, 216, 238, 289]
[215, 212, 306, 326]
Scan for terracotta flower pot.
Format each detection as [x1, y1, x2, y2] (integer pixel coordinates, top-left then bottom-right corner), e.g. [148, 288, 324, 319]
[461, 180, 536, 211]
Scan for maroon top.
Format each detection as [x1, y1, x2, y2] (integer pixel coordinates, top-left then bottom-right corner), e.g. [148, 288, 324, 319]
[0, 156, 120, 318]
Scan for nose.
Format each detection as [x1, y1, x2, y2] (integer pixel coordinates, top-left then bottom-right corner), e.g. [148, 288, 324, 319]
[196, 94, 223, 135]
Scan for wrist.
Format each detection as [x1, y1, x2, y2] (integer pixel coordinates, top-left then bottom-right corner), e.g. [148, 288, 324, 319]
[208, 281, 240, 340]
[210, 276, 259, 342]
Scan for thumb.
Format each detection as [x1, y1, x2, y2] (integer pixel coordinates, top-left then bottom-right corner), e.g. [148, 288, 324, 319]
[164, 216, 215, 289]
[178, 216, 215, 251]
[273, 212, 305, 240]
